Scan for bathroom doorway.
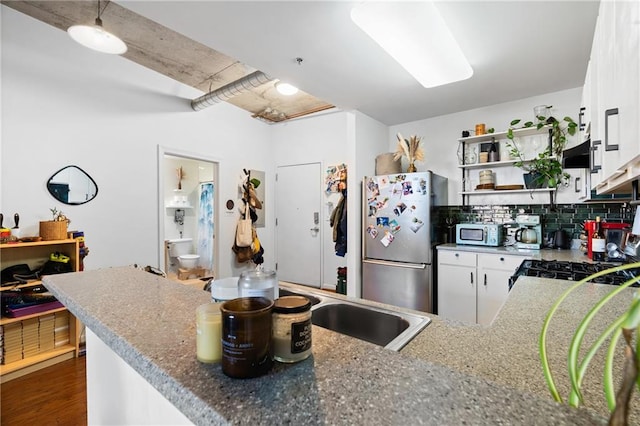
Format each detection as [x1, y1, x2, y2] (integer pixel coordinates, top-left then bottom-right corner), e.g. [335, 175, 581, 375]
[157, 146, 219, 280]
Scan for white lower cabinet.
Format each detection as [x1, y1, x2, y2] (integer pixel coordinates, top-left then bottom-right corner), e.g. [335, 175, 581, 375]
[438, 250, 525, 325]
[437, 251, 477, 324]
[476, 254, 523, 325]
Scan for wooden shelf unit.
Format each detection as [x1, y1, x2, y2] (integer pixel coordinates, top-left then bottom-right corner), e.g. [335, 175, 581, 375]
[0, 239, 81, 383]
[457, 126, 555, 206]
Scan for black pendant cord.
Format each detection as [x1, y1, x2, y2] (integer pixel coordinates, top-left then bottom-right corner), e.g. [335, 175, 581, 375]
[96, 0, 111, 22]
[98, 0, 111, 18]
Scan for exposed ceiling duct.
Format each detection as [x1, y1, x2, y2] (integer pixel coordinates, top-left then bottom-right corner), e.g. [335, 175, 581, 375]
[3, 1, 333, 123]
[191, 71, 273, 112]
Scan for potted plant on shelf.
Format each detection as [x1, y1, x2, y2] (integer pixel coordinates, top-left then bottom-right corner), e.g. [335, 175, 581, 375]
[506, 109, 577, 189]
[39, 207, 70, 241]
[514, 148, 570, 189]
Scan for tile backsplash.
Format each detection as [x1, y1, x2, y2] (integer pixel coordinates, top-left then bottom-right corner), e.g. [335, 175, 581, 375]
[436, 202, 635, 243]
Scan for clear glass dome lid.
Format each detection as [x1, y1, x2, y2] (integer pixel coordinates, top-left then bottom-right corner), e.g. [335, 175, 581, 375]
[238, 268, 278, 300]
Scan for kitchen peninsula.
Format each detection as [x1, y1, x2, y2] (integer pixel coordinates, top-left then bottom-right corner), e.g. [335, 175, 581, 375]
[43, 267, 618, 425]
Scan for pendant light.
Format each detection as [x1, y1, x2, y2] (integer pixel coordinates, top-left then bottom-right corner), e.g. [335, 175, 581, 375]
[67, 0, 127, 55]
[275, 82, 299, 96]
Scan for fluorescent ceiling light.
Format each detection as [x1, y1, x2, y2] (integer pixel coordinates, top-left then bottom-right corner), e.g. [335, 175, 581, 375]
[275, 82, 299, 96]
[67, 1, 127, 55]
[351, 1, 473, 88]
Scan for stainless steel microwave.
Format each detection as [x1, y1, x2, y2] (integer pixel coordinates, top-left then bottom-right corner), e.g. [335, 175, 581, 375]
[456, 223, 503, 247]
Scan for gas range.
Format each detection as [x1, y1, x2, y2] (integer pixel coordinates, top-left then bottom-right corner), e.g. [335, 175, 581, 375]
[510, 259, 640, 289]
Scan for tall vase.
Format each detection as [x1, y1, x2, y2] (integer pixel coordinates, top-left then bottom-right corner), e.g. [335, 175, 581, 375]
[407, 161, 417, 173]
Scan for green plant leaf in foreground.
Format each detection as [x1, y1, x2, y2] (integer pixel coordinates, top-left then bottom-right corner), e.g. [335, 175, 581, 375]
[540, 262, 640, 407]
[567, 275, 640, 407]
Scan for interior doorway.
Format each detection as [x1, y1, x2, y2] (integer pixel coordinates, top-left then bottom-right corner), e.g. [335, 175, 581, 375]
[157, 146, 219, 279]
[275, 163, 322, 287]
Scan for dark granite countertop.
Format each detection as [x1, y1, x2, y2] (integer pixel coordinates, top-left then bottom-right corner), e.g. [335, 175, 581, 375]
[43, 267, 607, 425]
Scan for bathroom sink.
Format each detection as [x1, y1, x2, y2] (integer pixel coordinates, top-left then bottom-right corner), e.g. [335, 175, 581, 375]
[278, 284, 430, 351]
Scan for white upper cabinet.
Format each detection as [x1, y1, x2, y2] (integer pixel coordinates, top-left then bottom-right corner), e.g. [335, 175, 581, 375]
[588, 0, 640, 193]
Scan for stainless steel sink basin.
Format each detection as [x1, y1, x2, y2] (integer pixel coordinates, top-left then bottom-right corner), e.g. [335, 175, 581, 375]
[278, 284, 430, 351]
[279, 288, 322, 305]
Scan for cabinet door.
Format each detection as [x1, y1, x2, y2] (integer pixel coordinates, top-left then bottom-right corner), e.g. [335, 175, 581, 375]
[476, 254, 524, 326]
[595, 0, 640, 183]
[437, 251, 476, 324]
[614, 0, 640, 171]
[595, 1, 621, 181]
[588, 19, 603, 188]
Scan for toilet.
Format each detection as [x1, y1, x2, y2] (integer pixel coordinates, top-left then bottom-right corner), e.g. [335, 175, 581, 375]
[167, 238, 200, 270]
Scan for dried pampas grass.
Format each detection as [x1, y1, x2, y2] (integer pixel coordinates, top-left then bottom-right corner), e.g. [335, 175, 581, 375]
[393, 133, 424, 163]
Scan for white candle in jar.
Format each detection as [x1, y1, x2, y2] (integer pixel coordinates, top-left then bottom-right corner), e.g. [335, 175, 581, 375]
[196, 303, 222, 363]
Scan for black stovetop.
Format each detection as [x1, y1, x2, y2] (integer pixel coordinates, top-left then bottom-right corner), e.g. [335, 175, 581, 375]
[511, 259, 640, 288]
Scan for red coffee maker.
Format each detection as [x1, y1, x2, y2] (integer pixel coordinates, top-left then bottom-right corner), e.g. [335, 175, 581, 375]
[585, 220, 630, 259]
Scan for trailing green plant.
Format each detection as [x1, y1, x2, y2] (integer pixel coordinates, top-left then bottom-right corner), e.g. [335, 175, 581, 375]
[522, 149, 570, 189]
[506, 109, 577, 189]
[540, 262, 640, 425]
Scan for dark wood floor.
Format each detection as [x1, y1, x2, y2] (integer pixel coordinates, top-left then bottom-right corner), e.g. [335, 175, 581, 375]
[1, 356, 87, 426]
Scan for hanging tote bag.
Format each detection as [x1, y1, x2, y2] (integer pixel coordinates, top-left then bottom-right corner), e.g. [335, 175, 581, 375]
[235, 203, 253, 247]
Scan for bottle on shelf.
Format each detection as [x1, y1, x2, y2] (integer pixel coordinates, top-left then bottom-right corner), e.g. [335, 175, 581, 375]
[591, 216, 605, 261]
[488, 137, 499, 162]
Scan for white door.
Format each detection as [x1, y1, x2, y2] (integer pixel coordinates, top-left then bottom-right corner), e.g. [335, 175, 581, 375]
[275, 163, 322, 287]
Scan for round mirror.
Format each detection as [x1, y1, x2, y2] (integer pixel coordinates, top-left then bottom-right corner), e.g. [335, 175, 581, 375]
[47, 165, 98, 205]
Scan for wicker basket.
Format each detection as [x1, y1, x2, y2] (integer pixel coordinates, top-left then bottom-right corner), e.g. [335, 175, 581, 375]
[39, 221, 68, 241]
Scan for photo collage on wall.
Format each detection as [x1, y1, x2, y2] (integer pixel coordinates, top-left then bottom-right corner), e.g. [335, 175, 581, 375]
[365, 174, 427, 248]
[325, 163, 347, 193]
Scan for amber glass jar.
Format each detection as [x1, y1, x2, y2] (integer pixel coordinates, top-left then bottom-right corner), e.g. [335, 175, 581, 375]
[272, 296, 312, 363]
[220, 297, 274, 378]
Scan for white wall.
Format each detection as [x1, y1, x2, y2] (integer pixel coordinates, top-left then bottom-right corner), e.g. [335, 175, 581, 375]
[388, 88, 583, 206]
[351, 112, 389, 296]
[163, 156, 201, 243]
[1, 5, 590, 299]
[270, 111, 388, 294]
[271, 112, 351, 289]
[1, 7, 274, 280]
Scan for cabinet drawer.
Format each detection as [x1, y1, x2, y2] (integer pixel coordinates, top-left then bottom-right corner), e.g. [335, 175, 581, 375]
[438, 250, 476, 267]
[477, 254, 526, 272]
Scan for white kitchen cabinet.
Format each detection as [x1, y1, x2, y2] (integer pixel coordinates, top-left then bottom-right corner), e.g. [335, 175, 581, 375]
[587, 0, 640, 193]
[438, 250, 525, 325]
[437, 250, 477, 324]
[476, 254, 523, 325]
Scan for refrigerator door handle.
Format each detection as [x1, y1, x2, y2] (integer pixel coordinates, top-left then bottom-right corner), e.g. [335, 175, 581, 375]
[362, 259, 426, 270]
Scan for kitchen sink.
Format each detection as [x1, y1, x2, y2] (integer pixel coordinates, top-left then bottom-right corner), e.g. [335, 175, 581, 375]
[312, 303, 409, 347]
[278, 288, 322, 305]
[278, 284, 430, 351]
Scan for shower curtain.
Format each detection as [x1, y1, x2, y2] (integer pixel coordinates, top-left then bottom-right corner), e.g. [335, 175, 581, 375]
[198, 182, 214, 273]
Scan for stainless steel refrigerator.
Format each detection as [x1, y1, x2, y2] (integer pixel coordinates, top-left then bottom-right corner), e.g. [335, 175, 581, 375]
[362, 171, 447, 313]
